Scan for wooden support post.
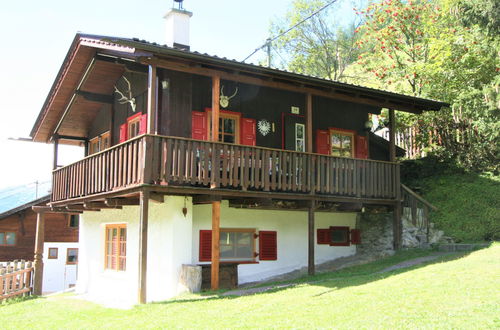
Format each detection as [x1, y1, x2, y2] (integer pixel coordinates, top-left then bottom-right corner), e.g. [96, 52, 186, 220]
[138, 190, 149, 304]
[389, 108, 396, 162]
[211, 76, 220, 142]
[211, 200, 221, 290]
[308, 199, 315, 275]
[393, 163, 402, 249]
[147, 64, 158, 135]
[33, 210, 45, 295]
[52, 135, 59, 170]
[306, 93, 313, 153]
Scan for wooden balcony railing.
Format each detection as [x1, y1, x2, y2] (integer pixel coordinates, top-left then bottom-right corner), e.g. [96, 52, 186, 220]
[52, 135, 400, 202]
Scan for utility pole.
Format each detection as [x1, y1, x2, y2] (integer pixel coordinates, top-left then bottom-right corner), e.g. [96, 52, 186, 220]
[266, 38, 272, 68]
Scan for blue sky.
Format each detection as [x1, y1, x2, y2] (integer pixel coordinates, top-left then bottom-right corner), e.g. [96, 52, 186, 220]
[0, 0, 292, 188]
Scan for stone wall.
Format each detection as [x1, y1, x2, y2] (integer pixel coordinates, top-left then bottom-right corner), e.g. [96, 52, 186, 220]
[357, 212, 395, 257]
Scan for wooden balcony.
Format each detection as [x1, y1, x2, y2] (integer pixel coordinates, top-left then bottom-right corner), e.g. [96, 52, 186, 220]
[51, 135, 400, 204]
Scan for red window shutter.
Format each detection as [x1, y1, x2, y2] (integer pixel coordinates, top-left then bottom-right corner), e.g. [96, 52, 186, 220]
[355, 135, 368, 159]
[350, 229, 361, 245]
[259, 231, 277, 261]
[119, 123, 128, 143]
[139, 113, 148, 135]
[199, 230, 212, 261]
[315, 130, 330, 155]
[192, 111, 208, 140]
[240, 118, 256, 146]
[317, 229, 330, 244]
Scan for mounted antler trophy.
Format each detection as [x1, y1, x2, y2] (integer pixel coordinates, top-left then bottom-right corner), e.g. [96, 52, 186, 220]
[114, 76, 137, 112]
[219, 85, 238, 108]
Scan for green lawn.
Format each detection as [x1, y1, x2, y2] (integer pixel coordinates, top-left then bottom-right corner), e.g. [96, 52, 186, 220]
[1, 244, 499, 329]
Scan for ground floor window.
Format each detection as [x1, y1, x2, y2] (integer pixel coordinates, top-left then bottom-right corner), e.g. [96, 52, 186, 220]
[48, 248, 58, 259]
[317, 227, 361, 246]
[0, 232, 16, 246]
[220, 229, 255, 261]
[105, 224, 127, 271]
[66, 248, 78, 264]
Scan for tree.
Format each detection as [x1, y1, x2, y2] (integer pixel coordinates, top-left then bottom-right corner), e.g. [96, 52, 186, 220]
[270, 0, 364, 81]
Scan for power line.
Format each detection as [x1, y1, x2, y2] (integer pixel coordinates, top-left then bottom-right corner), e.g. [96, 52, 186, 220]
[242, 0, 338, 63]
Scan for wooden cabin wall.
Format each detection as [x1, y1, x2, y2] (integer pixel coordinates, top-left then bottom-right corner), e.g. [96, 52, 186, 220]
[158, 69, 192, 138]
[111, 72, 148, 144]
[0, 210, 78, 261]
[88, 105, 111, 140]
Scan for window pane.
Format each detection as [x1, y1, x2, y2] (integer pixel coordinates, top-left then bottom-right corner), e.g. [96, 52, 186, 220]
[223, 118, 235, 133]
[49, 248, 58, 259]
[220, 245, 235, 258]
[331, 229, 348, 243]
[0, 233, 4, 244]
[223, 134, 235, 143]
[237, 232, 251, 245]
[331, 134, 341, 147]
[70, 215, 79, 228]
[343, 136, 352, 149]
[6, 232, 15, 245]
[67, 249, 78, 263]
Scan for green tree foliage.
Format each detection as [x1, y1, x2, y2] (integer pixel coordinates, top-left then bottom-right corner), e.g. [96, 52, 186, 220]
[270, 0, 363, 81]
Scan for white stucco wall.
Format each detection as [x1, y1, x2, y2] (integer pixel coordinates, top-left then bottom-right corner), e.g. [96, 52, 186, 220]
[42, 242, 79, 293]
[192, 201, 357, 283]
[76, 196, 193, 307]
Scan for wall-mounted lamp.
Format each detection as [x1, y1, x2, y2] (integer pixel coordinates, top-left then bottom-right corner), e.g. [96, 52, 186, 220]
[182, 196, 188, 217]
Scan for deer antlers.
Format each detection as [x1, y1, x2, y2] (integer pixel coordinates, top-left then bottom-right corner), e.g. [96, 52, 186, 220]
[114, 76, 137, 112]
[220, 85, 238, 108]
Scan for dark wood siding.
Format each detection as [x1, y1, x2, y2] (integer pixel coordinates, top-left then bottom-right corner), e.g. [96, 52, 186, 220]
[88, 105, 111, 140]
[0, 209, 78, 261]
[159, 69, 192, 138]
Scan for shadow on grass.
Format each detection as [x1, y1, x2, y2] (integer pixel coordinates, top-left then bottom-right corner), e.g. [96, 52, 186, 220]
[152, 247, 487, 306]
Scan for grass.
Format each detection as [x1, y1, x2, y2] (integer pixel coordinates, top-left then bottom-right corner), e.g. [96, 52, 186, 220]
[411, 172, 500, 242]
[1, 244, 499, 329]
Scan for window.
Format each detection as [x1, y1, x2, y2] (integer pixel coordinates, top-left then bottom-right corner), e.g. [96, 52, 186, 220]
[330, 129, 355, 157]
[295, 123, 305, 152]
[68, 214, 79, 228]
[127, 113, 142, 139]
[48, 248, 58, 259]
[207, 110, 241, 144]
[317, 227, 361, 246]
[105, 224, 127, 271]
[89, 131, 111, 155]
[220, 229, 255, 261]
[0, 232, 16, 246]
[66, 248, 78, 264]
[199, 229, 277, 262]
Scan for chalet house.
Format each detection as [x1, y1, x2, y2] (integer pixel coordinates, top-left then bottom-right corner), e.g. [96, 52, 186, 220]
[27, 8, 447, 306]
[0, 196, 79, 293]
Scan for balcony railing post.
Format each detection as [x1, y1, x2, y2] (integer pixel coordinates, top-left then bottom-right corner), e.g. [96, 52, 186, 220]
[142, 135, 154, 184]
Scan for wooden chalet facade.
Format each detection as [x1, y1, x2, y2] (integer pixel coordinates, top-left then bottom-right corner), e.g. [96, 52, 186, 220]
[28, 32, 447, 305]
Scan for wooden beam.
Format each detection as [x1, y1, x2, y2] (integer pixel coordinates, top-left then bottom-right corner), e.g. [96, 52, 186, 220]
[33, 211, 45, 295]
[147, 64, 158, 134]
[192, 195, 222, 205]
[306, 93, 313, 153]
[52, 135, 59, 170]
[56, 135, 88, 142]
[149, 192, 164, 203]
[148, 57, 426, 114]
[75, 90, 114, 104]
[211, 200, 221, 290]
[66, 205, 100, 211]
[138, 190, 149, 304]
[83, 201, 122, 209]
[308, 200, 315, 276]
[389, 109, 396, 162]
[211, 75, 220, 142]
[105, 198, 140, 207]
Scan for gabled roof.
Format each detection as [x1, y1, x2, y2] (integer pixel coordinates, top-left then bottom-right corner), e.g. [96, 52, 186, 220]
[0, 195, 50, 220]
[30, 33, 449, 143]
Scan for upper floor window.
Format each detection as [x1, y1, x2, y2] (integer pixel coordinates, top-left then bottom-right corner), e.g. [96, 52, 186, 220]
[0, 232, 16, 246]
[207, 110, 241, 144]
[330, 129, 355, 157]
[127, 113, 141, 139]
[66, 248, 79, 264]
[68, 214, 79, 228]
[295, 123, 305, 152]
[89, 131, 110, 155]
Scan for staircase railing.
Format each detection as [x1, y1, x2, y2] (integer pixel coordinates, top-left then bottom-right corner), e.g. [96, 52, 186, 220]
[401, 184, 438, 240]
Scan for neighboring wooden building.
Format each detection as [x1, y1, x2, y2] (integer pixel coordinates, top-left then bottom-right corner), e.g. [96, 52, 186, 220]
[27, 8, 447, 306]
[0, 196, 79, 293]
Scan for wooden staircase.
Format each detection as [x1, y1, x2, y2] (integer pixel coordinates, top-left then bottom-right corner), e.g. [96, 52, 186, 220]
[401, 184, 438, 244]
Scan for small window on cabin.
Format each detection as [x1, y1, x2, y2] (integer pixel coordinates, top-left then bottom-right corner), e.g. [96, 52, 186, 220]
[128, 116, 141, 139]
[295, 123, 305, 152]
[329, 227, 350, 246]
[219, 229, 255, 261]
[330, 129, 355, 157]
[207, 111, 240, 144]
[0, 232, 16, 246]
[66, 248, 78, 264]
[69, 215, 79, 228]
[105, 224, 127, 271]
[88, 131, 111, 155]
[48, 248, 58, 259]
